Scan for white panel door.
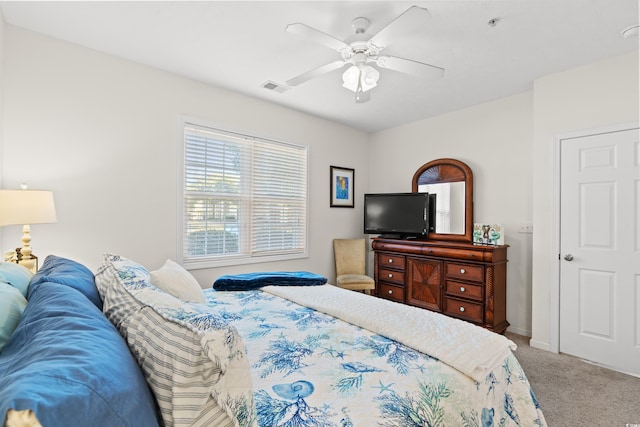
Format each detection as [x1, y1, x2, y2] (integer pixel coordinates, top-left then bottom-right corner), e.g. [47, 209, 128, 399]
[559, 127, 640, 376]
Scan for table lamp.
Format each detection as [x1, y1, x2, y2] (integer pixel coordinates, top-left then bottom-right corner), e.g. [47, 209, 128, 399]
[0, 186, 57, 272]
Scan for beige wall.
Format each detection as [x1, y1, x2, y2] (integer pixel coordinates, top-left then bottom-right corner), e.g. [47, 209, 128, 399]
[530, 51, 639, 350]
[0, 26, 369, 285]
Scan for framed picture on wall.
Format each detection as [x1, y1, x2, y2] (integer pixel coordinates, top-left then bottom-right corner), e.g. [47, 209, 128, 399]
[330, 166, 354, 208]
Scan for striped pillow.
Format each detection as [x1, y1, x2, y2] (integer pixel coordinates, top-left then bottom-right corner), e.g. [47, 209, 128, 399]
[95, 254, 256, 427]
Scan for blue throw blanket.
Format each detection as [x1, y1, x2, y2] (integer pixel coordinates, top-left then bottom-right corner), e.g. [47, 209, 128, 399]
[213, 271, 327, 291]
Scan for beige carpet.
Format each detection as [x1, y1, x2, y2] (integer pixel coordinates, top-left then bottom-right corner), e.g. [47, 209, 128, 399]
[506, 332, 640, 426]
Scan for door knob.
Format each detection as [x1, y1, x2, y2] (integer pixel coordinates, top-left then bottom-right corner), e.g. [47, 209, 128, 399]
[564, 254, 574, 261]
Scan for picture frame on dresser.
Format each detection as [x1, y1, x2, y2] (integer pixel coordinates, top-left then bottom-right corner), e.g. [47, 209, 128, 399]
[330, 165, 354, 208]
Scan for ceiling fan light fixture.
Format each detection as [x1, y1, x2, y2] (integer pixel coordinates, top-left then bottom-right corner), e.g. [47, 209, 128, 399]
[342, 65, 360, 91]
[362, 65, 380, 88]
[342, 65, 379, 92]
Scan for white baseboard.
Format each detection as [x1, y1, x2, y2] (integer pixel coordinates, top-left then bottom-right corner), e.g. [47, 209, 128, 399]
[505, 325, 531, 337]
[529, 339, 552, 352]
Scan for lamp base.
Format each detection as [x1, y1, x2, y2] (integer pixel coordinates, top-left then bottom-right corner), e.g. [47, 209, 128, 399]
[14, 248, 38, 273]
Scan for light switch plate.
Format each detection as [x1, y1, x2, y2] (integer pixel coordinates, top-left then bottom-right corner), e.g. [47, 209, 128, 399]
[518, 222, 533, 234]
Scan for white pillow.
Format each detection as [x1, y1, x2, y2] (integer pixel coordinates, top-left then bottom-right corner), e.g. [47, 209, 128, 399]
[150, 259, 206, 303]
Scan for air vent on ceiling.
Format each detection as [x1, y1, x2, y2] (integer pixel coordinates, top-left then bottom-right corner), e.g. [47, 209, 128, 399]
[261, 81, 289, 93]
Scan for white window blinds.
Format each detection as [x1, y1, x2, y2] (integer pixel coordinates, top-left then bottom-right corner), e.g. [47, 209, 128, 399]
[181, 121, 308, 266]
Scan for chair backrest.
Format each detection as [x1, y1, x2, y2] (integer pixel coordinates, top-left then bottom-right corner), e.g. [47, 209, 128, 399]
[333, 239, 366, 276]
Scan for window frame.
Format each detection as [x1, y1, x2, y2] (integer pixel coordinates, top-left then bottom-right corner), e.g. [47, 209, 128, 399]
[177, 117, 310, 270]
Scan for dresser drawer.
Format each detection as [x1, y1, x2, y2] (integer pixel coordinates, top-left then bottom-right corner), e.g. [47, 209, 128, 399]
[443, 297, 483, 323]
[445, 280, 483, 302]
[379, 268, 404, 285]
[378, 283, 404, 303]
[378, 253, 405, 269]
[445, 262, 484, 283]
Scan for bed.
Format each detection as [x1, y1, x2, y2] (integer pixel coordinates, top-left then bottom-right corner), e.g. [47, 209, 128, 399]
[96, 254, 546, 427]
[1, 254, 545, 426]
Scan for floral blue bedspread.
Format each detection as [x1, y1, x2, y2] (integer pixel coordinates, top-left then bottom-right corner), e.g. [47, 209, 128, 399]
[203, 288, 546, 427]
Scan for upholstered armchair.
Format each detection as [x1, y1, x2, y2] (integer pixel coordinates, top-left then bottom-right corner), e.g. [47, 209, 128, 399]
[333, 238, 375, 294]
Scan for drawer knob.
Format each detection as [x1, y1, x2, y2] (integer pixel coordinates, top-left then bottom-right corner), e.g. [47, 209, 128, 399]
[459, 306, 465, 312]
[388, 259, 393, 263]
[460, 287, 466, 292]
[460, 268, 466, 274]
[388, 290, 393, 295]
[388, 273, 393, 278]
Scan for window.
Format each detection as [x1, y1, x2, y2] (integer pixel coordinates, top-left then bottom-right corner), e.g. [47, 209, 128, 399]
[179, 119, 308, 268]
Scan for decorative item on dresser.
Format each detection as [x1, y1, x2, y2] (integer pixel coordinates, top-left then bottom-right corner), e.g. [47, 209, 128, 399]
[370, 158, 509, 333]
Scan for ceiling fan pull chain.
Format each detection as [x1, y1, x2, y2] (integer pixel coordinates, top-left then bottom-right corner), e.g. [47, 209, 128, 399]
[355, 69, 364, 103]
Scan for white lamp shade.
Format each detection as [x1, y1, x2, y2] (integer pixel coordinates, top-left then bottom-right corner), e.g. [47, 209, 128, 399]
[342, 65, 379, 93]
[361, 66, 380, 89]
[342, 66, 360, 91]
[0, 190, 57, 226]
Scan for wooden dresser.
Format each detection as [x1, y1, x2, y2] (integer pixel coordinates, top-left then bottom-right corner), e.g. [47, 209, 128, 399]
[372, 238, 509, 333]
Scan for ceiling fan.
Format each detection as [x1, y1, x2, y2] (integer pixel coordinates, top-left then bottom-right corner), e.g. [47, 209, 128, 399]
[285, 6, 445, 103]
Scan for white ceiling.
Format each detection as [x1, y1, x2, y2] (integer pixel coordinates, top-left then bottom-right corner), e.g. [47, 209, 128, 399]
[1, 1, 638, 133]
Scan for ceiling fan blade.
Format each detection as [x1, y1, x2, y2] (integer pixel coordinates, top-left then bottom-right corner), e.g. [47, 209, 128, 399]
[286, 23, 349, 52]
[376, 55, 444, 80]
[368, 6, 431, 51]
[286, 60, 347, 87]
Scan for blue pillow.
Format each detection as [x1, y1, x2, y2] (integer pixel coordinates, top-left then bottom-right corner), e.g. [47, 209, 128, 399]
[28, 255, 102, 309]
[0, 262, 33, 298]
[213, 271, 327, 291]
[0, 282, 159, 427]
[0, 283, 27, 354]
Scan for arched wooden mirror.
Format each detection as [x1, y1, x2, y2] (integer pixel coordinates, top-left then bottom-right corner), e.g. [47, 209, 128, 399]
[412, 158, 473, 242]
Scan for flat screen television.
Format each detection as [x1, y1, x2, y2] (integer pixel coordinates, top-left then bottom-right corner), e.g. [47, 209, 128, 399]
[364, 192, 435, 238]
